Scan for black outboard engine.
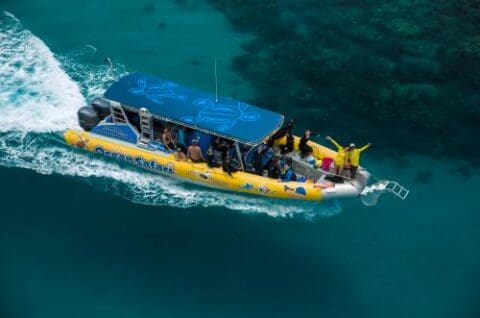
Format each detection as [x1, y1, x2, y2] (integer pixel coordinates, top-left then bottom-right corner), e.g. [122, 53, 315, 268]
[90, 97, 111, 120]
[78, 106, 99, 131]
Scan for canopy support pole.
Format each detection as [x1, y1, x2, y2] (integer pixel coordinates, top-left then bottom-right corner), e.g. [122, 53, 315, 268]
[234, 141, 245, 171]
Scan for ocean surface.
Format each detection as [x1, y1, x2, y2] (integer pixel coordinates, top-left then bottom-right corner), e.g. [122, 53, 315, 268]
[1, 1, 479, 317]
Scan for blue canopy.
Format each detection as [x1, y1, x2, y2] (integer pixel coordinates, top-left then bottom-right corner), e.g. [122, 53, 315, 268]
[103, 73, 284, 145]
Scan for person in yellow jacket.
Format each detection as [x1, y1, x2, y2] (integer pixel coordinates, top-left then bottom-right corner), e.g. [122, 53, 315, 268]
[347, 142, 372, 178]
[326, 136, 348, 175]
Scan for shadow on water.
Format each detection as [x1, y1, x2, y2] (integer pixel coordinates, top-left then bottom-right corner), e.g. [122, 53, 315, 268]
[0, 166, 369, 318]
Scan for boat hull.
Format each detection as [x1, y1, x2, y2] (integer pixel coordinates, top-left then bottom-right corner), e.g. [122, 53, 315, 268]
[64, 130, 333, 201]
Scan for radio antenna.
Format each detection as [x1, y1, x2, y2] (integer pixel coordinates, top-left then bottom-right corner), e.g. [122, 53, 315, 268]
[214, 57, 218, 103]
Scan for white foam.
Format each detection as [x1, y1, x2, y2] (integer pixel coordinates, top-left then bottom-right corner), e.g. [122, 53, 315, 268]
[0, 12, 340, 218]
[0, 14, 85, 133]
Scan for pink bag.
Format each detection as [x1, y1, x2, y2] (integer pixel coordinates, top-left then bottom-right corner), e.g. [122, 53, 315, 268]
[321, 157, 333, 171]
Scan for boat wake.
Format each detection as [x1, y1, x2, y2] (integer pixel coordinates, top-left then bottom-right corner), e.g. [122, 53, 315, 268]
[0, 12, 341, 218]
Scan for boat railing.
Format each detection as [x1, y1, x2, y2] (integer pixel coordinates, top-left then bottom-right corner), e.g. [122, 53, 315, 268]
[109, 101, 129, 124]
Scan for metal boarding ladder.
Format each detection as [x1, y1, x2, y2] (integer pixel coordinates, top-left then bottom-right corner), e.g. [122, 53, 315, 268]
[360, 179, 409, 206]
[384, 181, 409, 200]
[138, 107, 153, 146]
[110, 102, 128, 124]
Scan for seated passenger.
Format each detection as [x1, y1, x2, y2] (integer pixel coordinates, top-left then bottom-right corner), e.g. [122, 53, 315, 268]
[280, 131, 294, 155]
[280, 163, 297, 182]
[222, 155, 237, 176]
[266, 118, 295, 147]
[187, 139, 204, 163]
[174, 148, 187, 161]
[266, 158, 282, 179]
[162, 127, 177, 151]
[299, 129, 314, 158]
[206, 147, 220, 168]
[212, 136, 229, 160]
[252, 144, 267, 175]
[212, 137, 222, 150]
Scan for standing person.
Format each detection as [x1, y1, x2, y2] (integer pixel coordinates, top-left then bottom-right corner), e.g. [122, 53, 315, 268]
[187, 139, 204, 163]
[280, 131, 294, 155]
[347, 142, 372, 178]
[162, 127, 177, 151]
[299, 129, 314, 158]
[266, 118, 295, 147]
[326, 136, 348, 175]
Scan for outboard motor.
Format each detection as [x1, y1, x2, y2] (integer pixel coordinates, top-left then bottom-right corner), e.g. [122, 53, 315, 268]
[78, 106, 99, 131]
[90, 97, 111, 120]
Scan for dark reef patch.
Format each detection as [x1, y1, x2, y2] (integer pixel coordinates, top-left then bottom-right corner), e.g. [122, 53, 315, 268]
[186, 59, 202, 66]
[392, 156, 411, 170]
[414, 169, 434, 184]
[142, 3, 156, 14]
[208, 0, 480, 162]
[449, 161, 474, 178]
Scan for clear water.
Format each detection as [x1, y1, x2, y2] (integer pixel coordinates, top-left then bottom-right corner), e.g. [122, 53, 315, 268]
[0, 2, 479, 317]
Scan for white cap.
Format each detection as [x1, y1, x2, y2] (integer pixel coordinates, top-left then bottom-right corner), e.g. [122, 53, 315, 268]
[349, 143, 355, 148]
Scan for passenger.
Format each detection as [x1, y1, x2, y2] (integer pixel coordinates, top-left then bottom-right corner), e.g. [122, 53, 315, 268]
[222, 155, 237, 176]
[212, 137, 220, 149]
[206, 147, 220, 168]
[280, 163, 297, 182]
[162, 127, 177, 151]
[266, 158, 282, 179]
[347, 142, 372, 178]
[174, 148, 187, 161]
[299, 129, 314, 158]
[252, 144, 266, 175]
[326, 136, 348, 175]
[187, 139, 204, 163]
[212, 136, 229, 160]
[280, 131, 294, 155]
[266, 118, 295, 147]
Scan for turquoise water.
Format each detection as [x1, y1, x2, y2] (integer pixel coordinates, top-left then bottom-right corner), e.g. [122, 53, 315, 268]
[1, 1, 479, 317]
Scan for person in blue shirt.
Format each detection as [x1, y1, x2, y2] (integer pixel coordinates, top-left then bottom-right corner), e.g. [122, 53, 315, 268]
[280, 163, 297, 182]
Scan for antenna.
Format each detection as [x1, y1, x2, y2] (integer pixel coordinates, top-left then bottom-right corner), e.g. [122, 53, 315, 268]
[214, 57, 218, 103]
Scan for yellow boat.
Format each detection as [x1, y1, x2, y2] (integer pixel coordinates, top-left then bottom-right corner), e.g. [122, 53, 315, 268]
[65, 73, 409, 204]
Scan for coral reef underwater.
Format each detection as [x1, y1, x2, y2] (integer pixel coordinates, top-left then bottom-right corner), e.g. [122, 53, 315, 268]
[207, 0, 480, 162]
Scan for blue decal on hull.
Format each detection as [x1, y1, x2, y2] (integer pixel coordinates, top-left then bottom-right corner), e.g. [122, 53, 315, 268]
[94, 146, 175, 175]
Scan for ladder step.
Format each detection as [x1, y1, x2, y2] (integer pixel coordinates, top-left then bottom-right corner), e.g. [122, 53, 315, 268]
[138, 108, 152, 144]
